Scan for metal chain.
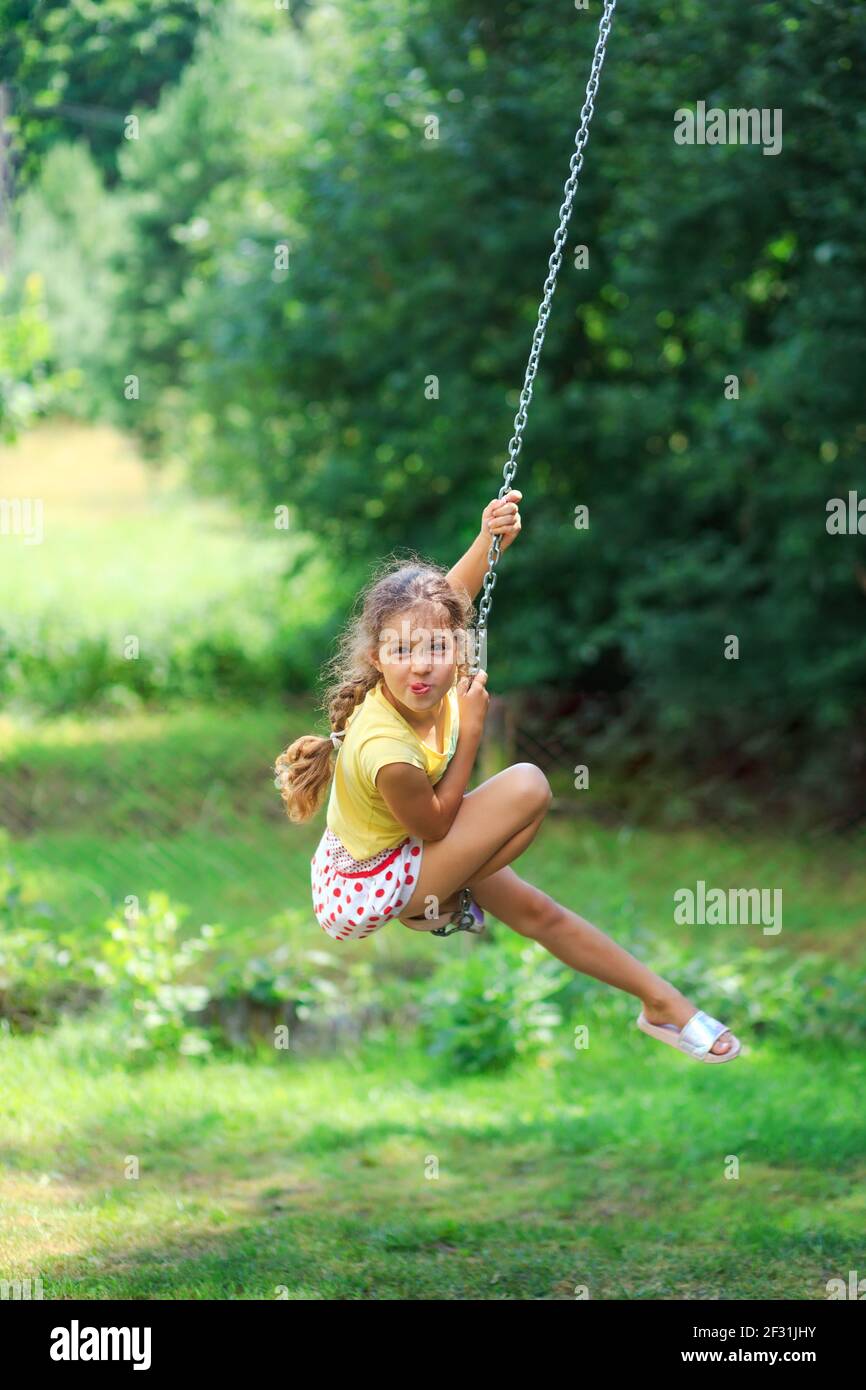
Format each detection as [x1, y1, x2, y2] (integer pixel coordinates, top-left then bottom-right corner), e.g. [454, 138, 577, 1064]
[470, 0, 618, 677]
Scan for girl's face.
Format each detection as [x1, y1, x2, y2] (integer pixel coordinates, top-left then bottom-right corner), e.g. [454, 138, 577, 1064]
[373, 608, 460, 709]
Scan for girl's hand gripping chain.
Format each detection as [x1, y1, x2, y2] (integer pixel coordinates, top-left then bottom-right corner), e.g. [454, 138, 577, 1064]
[456, 667, 489, 742]
[480, 490, 523, 553]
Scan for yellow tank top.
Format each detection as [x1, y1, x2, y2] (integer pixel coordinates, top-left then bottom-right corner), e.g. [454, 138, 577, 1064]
[326, 678, 460, 859]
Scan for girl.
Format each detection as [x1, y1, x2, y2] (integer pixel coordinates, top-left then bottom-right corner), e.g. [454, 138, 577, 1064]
[276, 491, 741, 1064]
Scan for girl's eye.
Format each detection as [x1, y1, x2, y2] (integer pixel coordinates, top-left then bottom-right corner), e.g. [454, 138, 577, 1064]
[391, 639, 449, 658]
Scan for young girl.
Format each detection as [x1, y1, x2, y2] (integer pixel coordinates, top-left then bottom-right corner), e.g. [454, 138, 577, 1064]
[276, 491, 741, 1064]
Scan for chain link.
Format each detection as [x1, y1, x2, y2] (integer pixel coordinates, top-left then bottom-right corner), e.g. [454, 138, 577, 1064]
[470, 0, 617, 677]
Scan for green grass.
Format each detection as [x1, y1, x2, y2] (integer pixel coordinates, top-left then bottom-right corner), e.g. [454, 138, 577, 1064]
[3, 699, 865, 955]
[0, 419, 309, 634]
[1, 1017, 862, 1299]
[3, 700, 864, 1298]
[2, 419, 863, 1299]
[0, 702, 312, 953]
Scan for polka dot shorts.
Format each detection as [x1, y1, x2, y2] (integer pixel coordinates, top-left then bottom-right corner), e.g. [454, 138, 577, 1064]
[310, 827, 423, 941]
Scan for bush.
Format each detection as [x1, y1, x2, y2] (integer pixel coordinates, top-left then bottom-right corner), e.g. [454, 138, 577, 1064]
[417, 941, 566, 1075]
[90, 891, 221, 1061]
[0, 611, 327, 714]
[555, 930, 866, 1050]
[0, 850, 85, 1026]
[417, 927, 866, 1076]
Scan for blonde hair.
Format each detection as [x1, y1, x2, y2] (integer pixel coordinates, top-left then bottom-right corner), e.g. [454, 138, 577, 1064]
[275, 551, 475, 823]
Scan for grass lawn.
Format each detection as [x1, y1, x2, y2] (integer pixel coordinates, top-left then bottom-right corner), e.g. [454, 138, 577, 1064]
[3, 700, 865, 959]
[0, 419, 317, 636]
[2, 420, 863, 1300]
[2, 700, 864, 1299]
[1, 1016, 862, 1300]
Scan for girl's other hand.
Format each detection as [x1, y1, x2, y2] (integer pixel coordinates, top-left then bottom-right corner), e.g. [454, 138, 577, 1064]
[481, 490, 522, 551]
[456, 668, 489, 739]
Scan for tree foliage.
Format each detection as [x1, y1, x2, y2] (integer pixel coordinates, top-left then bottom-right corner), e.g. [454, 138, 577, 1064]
[9, 0, 866, 807]
[0, 0, 216, 186]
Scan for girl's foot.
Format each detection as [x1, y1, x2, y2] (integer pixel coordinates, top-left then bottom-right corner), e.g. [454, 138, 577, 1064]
[641, 989, 735, 1056]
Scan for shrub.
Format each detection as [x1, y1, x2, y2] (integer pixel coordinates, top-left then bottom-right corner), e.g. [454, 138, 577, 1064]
[0, 852, 83, 1026]
[417, 941, 566, 1075]
[90, 891, 220, 1061]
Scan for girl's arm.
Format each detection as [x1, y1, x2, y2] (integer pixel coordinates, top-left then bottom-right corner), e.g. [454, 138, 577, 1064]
[375, 673, 490, 841]
[446, 490, 523, 599]
[376, 723, 483, 842]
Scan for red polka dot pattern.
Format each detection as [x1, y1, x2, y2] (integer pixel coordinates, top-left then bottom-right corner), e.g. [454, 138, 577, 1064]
[309, 827, 424, 943]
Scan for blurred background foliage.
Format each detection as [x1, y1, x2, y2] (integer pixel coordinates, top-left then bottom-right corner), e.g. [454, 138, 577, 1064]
[1, 0, 863, 822]
[0, 13, 865, 1301]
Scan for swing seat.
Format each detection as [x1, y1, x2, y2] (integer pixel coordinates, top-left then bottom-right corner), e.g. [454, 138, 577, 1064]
[431, 888, 486, 937]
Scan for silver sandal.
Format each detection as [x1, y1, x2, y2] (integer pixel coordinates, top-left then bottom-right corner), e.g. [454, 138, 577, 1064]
[636, 1008, 741, 1063]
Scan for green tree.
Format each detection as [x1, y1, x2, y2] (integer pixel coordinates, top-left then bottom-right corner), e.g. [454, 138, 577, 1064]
[0, 270, 74, 439]
[6, 141, 130, 418]
[15, 0, 866, 807]
[0, 0, 216, 187]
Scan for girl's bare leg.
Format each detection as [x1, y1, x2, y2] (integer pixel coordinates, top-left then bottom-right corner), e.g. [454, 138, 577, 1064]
[395, 762, 734, 1055]
[466, 866, 735, 1056]
[399, 807, 547, 927]
[397, 763, 552, 929]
